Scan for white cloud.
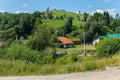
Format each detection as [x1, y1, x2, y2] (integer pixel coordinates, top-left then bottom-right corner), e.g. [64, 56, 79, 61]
[92, 9, 104, 14]
[107, 8, 116, 16]
[15, 10, 21, 14]
[104, 0, 111, 2]
[15, 10, 29, 14]
[22, 3, 28, 8]
[0, 9, 5, 13]
[92, 8, 117, 17]
[88, 5, 92, 8]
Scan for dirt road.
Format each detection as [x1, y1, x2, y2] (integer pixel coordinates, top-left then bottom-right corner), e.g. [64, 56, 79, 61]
[0, 67, 120, 80]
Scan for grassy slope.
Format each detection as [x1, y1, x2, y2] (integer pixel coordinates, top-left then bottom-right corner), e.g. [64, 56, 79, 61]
[41, 19, 65, 29]
[48, 10, 83, 20]
[42, 19, 85, 29]
[42, 10, 85, 29]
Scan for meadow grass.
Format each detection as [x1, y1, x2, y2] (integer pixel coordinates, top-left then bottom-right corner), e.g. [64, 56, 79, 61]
[42, 10, 85, 29]
[46, 10, 83, 20]
[41, 19, 85, 29]
[41, 19, 65, 28]
[0, 55, 120, 76]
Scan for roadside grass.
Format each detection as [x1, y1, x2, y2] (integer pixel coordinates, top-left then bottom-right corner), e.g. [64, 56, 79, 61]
[0, 55, 120, 76]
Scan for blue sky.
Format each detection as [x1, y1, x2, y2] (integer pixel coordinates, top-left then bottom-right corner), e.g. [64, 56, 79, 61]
[0, 0, 119, 16]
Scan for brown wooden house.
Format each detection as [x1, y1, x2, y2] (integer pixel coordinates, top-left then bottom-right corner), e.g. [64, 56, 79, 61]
[57, 37, 74, 48]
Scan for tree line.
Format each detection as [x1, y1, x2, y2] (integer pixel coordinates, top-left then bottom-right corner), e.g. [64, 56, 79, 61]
[0, 10, 120, 48]
[0, 10, 120, 64]
[81, 11, 120, 43]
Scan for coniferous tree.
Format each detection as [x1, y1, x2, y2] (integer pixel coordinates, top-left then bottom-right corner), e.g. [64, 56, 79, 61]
[83, 12, 89, 22]
[64, 17, 73, 34]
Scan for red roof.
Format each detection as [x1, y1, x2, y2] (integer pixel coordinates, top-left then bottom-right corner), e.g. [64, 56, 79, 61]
[57, 37, 74, 44]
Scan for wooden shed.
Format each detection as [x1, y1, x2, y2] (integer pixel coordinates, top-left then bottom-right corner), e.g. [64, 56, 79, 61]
[57, 37, 74, 48]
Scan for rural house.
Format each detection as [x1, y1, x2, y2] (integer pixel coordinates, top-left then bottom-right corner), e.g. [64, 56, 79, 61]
[93, 34, 120, 45]
[57, 37, 74, 48]
[93, 36, 105, 45]
[106, 34, 120, 38]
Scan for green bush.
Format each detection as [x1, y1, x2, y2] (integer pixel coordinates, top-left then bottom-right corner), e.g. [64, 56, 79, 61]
[0, 39, 15, 58]
[55, 53, 78, 64]
[0, 40, 57, 64]
[83, 60, 96, 70]
[37, 53, 56, 64]
[0, 46, 6, 58]
[96, 38, 120, 58]
[4, 42, 39, 62]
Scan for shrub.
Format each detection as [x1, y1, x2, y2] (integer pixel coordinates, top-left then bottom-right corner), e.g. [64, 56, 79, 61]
[5, 42, 39, 62]
[37, 53, 56, 64]
[0, 40, 57, 64]
[83, 60, 96, 70]
[0, 46, 6, 58]
[96, 38, 120, 58]
[55, 53, 78, 64]
[95, 58, 106, 70]
[81, 56, 97, 71]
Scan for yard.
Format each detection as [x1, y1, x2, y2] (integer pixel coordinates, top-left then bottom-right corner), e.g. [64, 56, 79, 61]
[56, 45, 95, 50]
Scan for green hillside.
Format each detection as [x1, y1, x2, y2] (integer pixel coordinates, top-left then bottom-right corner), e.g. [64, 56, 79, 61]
[42, 19, 85, 29]
[41, 19, 65, 29]
[42, 10, 85, 28]
[45, 10, 83, 20]
[0, 9, 115, 43]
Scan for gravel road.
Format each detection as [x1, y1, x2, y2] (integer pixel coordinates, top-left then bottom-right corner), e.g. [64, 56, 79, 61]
[0, 67, 120, 80]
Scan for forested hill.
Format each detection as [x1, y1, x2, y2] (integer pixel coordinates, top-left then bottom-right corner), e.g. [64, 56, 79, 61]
[0, 10, 120, 43]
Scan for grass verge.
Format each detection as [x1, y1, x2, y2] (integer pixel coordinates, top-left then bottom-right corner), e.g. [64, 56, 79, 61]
[0, 55, 120, 76]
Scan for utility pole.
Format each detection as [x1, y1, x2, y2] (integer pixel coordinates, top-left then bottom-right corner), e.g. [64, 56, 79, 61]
[15, 35, 18, 40]
[83, 32, 86, 55]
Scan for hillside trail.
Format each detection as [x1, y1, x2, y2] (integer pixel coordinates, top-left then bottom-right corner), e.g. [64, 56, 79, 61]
[0, 67, 120, 80]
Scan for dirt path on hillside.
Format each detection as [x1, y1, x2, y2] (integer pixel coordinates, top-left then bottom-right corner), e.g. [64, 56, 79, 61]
[0, 67, 120, 80]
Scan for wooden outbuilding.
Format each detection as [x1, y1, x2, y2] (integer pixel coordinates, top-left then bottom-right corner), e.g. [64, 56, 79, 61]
[57, 37, 74, 48]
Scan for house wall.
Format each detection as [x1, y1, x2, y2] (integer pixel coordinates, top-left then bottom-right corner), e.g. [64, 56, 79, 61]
[63, 44, 73, 48]
[93, 38, 100, 45]
[73, 41, 81, 45]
